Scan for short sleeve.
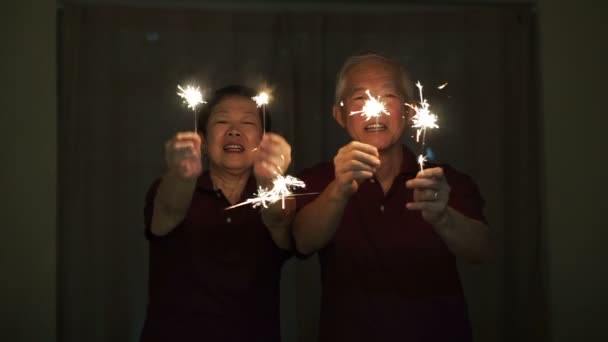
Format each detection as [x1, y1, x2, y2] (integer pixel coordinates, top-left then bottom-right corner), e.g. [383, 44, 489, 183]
[295, 162, 334, 213]
[444, 166, 487, 224]
[143, 178, 162, 240]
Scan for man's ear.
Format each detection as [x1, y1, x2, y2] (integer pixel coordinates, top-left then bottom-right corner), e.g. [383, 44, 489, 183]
[333, 104, 346, 128]
[404, 105, 414, 121]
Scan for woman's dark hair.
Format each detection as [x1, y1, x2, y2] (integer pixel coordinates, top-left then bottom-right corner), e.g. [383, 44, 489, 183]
[197, 85, 272, 136]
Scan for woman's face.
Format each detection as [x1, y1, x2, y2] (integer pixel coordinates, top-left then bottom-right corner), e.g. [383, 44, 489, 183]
[205, 95, 262, 173]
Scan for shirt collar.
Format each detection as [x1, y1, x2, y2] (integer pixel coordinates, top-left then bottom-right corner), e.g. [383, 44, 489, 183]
[400, 144, 420, 176]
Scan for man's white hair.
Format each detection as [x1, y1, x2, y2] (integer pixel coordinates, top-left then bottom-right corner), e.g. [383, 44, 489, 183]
[334, 52, 415, 105]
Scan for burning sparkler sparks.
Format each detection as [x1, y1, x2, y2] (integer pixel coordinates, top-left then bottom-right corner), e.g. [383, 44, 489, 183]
[349, 90, 391, 121]
[437, 82, 448, 90]
[406, 81, 440, 171]
[417, 154, 427, 171]
[252, 91, 271, 135]
[252, 91, 270, 107]
[177, 84, 206, 132]
[225, 174, 307, 210]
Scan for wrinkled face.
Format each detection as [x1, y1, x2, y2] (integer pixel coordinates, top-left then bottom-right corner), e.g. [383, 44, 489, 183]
[205, 95, 262, 172]
[334, 59, 409, 152]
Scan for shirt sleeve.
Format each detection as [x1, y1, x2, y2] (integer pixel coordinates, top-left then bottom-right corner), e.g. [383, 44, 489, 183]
[292, 162, 335, 259]
[295, 162, 334, 213]
[444, 166, 488, 224]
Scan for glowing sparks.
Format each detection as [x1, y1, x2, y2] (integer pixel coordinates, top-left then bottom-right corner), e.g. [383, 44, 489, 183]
[438, 82, 448, 90]
[252, 91, 270, 107]
[252, 91, 271, 135]
[177, 84, 206, 132]
[349, 90, 391, 121]
[226, 175, 306, 210]
[406, 81, 440, 171]
[177, 85, 205, 111]
[406, 81, 439, 143]
[417, 154, 427, 171]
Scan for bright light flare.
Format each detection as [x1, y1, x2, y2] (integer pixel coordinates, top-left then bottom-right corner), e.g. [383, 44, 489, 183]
[177, 85, 205, 111]
[349, 90, 391, 121]
[406, 81, 439, 143]
[417, 154, 427, 172]
[252, 91, 270, 107]
[225, 175, 306, 210]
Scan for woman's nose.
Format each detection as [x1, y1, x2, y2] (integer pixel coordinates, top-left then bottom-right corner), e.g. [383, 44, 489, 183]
[226, 128, 241, 137]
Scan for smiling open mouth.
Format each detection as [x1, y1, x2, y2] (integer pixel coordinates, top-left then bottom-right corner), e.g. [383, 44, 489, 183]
[364, 123, 387, 132]
[223, 144, 245, 152]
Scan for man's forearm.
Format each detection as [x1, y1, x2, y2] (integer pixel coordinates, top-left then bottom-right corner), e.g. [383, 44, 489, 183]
[432, 207, 492, 263]
[292, 181, 349, 255]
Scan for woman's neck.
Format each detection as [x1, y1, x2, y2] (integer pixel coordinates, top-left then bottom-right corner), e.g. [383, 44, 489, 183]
[209, 165, 251, 205]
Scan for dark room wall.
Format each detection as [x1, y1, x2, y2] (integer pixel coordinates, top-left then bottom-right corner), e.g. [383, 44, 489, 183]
[0, 1, 57, 341]
[539, 0, 608, 341]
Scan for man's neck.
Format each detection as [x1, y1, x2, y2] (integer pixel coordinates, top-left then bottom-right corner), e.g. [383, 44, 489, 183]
[375, 144, 403, 193]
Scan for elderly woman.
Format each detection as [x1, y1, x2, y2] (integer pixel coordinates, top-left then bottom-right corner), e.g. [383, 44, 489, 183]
[141, 85, 294, 342]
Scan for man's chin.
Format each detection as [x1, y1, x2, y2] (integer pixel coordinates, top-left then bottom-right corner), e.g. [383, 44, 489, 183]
[356, 135, 395, 151]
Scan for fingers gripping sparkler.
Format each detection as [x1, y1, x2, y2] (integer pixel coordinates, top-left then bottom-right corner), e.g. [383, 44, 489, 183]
[177, 85, 206, 133]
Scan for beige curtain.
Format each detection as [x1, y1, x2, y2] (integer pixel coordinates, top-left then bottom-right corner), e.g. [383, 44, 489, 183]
[60, 4, 544, 342]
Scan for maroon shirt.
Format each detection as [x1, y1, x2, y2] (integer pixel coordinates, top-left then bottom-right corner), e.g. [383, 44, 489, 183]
[141, 171, 290, 342]
[297, 146, 486, 342]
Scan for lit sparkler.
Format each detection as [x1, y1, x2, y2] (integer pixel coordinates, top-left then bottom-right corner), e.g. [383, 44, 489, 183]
[252, 91, 270, 135]
[417, 155, 427, 171]
[406, 81, 439, 171]
[349, 90, 391, 121]
[225, 174, 307, 210]
[177, 84, 206, 132]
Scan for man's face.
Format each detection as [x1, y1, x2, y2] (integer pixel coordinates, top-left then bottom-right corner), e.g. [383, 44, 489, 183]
[334, 59, 409, 152]
[205, 95, 262, 172]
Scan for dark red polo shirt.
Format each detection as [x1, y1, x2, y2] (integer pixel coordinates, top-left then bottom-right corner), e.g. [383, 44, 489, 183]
[296, 145, 486, 342]
[140, 171, 290, 342]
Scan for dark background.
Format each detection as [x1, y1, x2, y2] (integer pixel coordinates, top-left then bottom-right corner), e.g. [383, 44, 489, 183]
[1, 0, 607, 341]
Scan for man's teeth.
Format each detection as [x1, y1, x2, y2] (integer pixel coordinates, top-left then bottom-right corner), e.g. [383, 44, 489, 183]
[365, 124, 386, 130]
[223, 144, 244, 151]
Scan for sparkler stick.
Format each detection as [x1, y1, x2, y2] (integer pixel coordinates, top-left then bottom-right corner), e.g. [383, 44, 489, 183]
[406, 81, 439, 171]
[177, 85, 206, 133]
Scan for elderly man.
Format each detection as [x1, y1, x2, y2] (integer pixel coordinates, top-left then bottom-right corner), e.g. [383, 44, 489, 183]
[293, 53, 491, 341]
